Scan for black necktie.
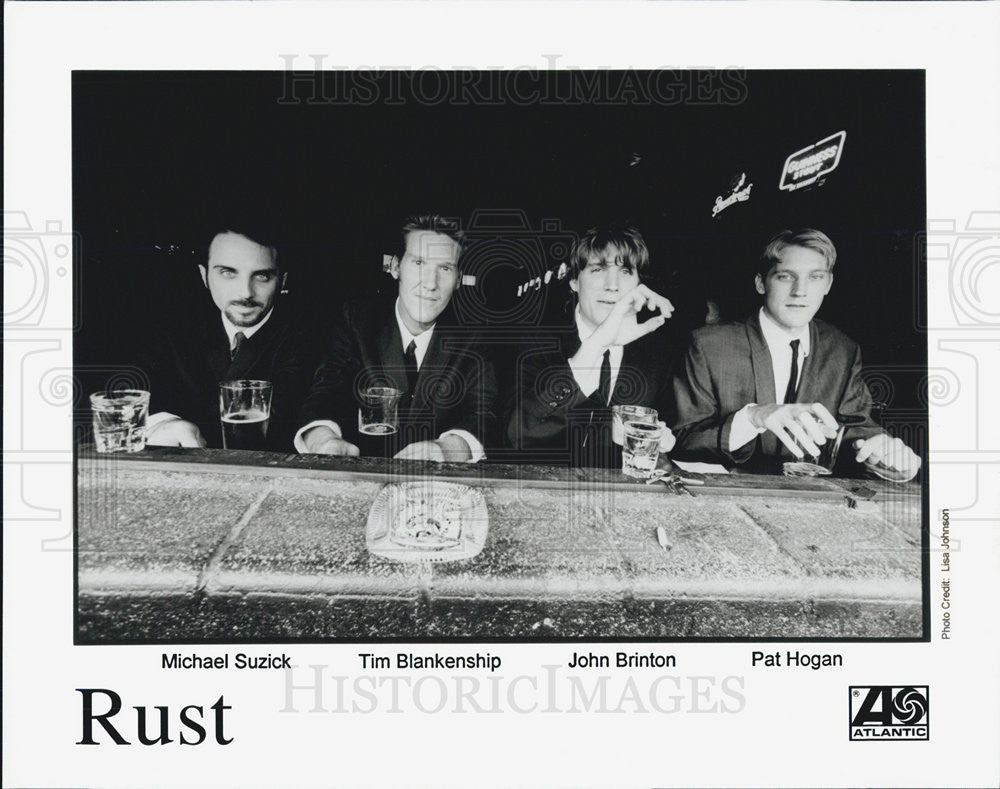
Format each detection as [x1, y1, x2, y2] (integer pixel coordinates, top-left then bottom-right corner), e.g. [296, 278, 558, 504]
[598, 350, 612, 406]
[230, 331, 246, 361]
[783, 339, 800, 404]
[403, 339, 419, 396]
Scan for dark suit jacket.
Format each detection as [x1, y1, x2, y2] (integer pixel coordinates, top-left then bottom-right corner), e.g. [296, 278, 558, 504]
[503, 314, 679, 467]
[136, 303, 317, 451]
[299, 298, 498, 454]
[667, 312, 881, 472]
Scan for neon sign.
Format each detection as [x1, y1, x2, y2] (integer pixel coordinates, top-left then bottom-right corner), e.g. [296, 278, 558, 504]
[712, 172, 753, 217]
[516, 262, 568, 297]
[779, 131, 846, 192]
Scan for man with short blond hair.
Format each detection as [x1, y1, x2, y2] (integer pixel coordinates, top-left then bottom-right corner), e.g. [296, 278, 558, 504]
[669, 228, 920, 476]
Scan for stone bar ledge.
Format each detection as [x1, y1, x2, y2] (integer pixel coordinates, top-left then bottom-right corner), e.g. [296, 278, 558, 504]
[76, 447, 923, 641]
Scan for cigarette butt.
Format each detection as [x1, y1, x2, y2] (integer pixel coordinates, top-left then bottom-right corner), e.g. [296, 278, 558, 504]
[676, 476, 705, 486]
[656, 526, 671, 550]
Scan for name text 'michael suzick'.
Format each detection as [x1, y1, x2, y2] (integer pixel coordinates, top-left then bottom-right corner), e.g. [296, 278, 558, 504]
[161, 652, 291, 670]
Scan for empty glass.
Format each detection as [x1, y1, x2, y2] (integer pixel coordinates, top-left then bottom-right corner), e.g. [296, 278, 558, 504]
[90, 389, 150, 453]
[622, 420, 663, 479]
[782, 423, 846, 477]
[358, 387, 402, 435]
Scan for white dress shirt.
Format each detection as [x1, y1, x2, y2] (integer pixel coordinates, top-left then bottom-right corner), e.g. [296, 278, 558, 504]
[293, 299, 484, 461]
[567, 307, 624, 404]
[394, 299, 435, 368]
[728, 307, 811, 450]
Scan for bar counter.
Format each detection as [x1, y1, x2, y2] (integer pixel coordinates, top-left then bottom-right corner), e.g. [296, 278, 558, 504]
[76, 447, 924, 642]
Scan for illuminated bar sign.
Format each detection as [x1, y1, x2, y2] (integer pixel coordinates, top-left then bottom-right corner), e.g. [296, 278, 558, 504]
[712, 172, 753, 217]
[779, 130, 846, 191]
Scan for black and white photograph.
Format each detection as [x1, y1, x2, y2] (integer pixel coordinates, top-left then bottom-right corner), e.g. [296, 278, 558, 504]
[5, 3, 999, 788]
[74, 70, 927, 642]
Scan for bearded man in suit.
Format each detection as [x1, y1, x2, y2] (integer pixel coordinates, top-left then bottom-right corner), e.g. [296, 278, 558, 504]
[295, 213, 497, 462]
[668, 228, 920, 477]
[142, 226, 315, 450]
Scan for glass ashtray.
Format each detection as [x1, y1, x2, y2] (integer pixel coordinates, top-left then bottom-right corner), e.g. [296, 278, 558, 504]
[366, 481, 489, 563]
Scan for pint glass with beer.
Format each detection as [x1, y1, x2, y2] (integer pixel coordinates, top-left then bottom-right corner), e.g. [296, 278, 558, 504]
[219, 380, 272, 450]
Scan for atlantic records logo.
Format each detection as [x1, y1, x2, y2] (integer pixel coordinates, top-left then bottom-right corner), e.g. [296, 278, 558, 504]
[849, 686, 929, 741]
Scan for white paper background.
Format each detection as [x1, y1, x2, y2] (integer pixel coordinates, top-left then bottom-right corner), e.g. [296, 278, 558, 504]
[4, 2, 1000, 787]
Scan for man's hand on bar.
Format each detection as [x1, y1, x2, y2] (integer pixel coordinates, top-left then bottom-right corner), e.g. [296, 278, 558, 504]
[394, 435, 471, 463]
[747, 402, 839, 458]
[854, 434, 920, 475]
[657, 420, 677, 452]
[301, 425, 360, 456]
[146, 417, 208, 448]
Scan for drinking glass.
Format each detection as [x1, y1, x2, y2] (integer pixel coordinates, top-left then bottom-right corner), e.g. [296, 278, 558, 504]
[622, 420, 663, 479]
[782, 423, 846, 477]
[358, 387, 402, 435]
[611, 404, 658, 446]
[89, 389, 150, 453]
[219, 380, 272, 450]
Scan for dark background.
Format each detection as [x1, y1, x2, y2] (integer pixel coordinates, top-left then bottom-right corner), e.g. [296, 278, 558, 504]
[73, 70, 927, 418]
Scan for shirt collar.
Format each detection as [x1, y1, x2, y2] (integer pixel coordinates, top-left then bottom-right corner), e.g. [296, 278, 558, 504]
[758, 307, 810, 357]
[394, 298, 435, 354]
[574, 306, 595, 342]
[221, 306, 273, 349]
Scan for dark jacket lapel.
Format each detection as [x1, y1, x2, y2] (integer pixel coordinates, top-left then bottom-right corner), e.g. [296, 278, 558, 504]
[412, 324, 444, 411]
[410, 308, 472, 411]
[561, 326, 583, 359]
[612, 338, 645, 406]
[562, 327, 612, 407]
[376, 309, 410, 395]
[746, 312, 779, 456]
[204, 311, 232, 382]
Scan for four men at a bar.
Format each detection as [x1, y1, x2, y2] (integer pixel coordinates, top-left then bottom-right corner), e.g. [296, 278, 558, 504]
[141, 216, 920, 479]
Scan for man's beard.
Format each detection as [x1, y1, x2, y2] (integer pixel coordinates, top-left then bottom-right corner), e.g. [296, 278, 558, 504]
[225, 300, 267, 327]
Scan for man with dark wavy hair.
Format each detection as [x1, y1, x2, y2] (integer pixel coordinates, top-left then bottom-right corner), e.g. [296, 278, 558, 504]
[505, 223, 678, 467]
[669, 228, 920, 477]
[141, 224, 315, 450]
[296, 213, 497, 462]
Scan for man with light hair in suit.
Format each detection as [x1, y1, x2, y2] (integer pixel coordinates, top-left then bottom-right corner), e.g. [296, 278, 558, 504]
[296, 213, 497, 462]
[669, 228, 920, 477]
